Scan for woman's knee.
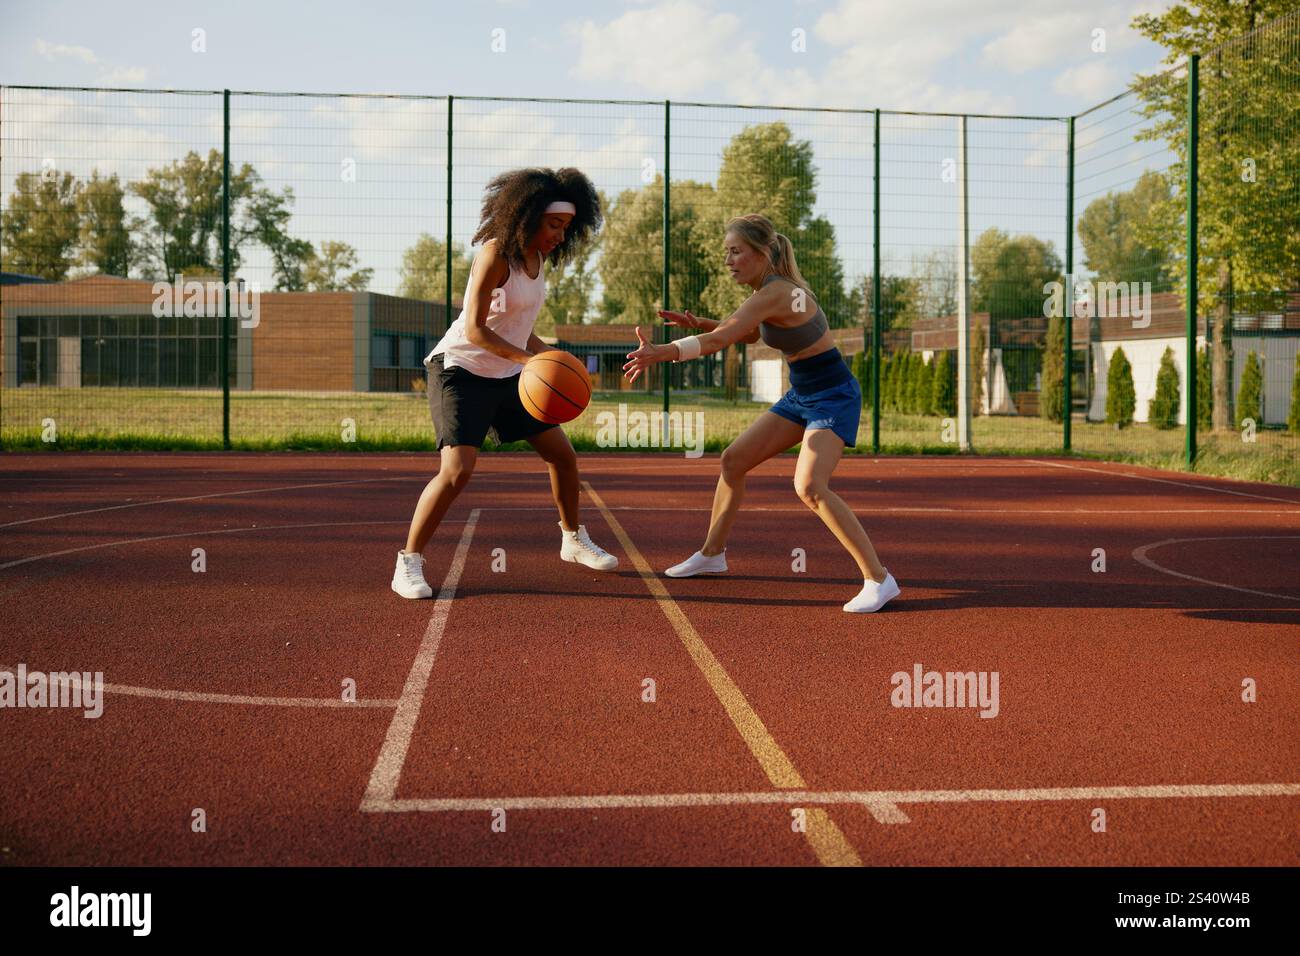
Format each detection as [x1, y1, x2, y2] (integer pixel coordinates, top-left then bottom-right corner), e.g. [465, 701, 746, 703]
[719, 445, 752, 483]
[793, 475, 826, 509]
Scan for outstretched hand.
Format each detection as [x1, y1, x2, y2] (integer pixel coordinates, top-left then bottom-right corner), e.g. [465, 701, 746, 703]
[623, 326, 664, 383]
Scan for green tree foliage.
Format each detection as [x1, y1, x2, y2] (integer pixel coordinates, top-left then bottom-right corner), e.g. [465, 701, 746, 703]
[1196, 346, 1213, 429]
[302, 240, 372, 291]
[75, 171, 133, 277]
[971, 321, 987, 415]
[1235, 350, 1262, 428]
[1106, 347, 1136, 428]
[930, 350, 956, 417]
[1039, 315, 1067, 423]
[398, 233, 472, 302]
[1288, 358, 1300, 433]
[971, 227, 1063, 320]
[0, 170, 81, 279]
[1132, 2, 1300, 429]
[1149, 346, 1182, 429]
[537, 238, 599, 337]
[857, 274, 922, 329]
[245, 184, 313, 291]
[691, 123, 852, 327]
[850, 350, 873, 407]
[129, 149, 249, 277]
[599, 178, 711, 324]
[911, 353, 933, 415]
[1077, 170, 1175, 289]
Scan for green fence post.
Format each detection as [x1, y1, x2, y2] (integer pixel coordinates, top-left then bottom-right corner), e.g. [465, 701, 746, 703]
[446, 96, 453, 332]
[1064, 114, 1074, 453]
[221, 89, 231, 450]
[872, 108, 881, 454]
[1185, 55, 1199, 469]
[662, 99, 671, 415]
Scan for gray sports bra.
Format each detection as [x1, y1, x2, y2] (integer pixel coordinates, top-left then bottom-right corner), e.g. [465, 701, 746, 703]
[758, 274, 829, 354]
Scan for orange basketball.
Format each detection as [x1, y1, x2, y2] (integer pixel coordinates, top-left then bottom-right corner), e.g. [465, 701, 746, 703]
[519, 350, 592, 424]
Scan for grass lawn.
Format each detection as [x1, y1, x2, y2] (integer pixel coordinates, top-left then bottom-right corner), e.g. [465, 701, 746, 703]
[3, 386, 1297, 487]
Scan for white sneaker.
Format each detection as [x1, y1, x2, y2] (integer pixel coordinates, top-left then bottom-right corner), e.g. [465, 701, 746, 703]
[665, 549, 728, 578]
[392, 550, 433, 599]
[559, 523, 619, 572]
[843, 573, 900, 613]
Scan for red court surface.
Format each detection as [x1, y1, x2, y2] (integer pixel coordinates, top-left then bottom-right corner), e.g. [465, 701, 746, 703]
[1, 451, 1297, 866]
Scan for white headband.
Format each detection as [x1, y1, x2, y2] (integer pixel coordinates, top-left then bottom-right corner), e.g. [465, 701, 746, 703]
[545, 200, 577, 215]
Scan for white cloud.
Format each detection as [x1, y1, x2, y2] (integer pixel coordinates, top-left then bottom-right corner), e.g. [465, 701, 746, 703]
[97, 66, 149, 86]
[1053, 60, 1123, 100]
[570, 0, 762, 98]
[34, 39, 100, 64]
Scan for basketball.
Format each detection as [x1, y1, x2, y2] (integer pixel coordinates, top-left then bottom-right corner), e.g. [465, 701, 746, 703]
[519, 350, 592, 424]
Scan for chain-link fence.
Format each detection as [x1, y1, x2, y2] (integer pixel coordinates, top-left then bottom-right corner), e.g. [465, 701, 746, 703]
[2, 11, 1297, 481]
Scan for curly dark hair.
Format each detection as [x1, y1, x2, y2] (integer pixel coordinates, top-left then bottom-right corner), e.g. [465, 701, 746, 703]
[471, 167, 601, 267]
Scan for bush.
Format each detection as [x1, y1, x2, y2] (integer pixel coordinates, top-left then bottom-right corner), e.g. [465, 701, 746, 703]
[971, 323, 986, 415]
[930, 350, 956, 417]
[1039, 315, 1066, 423]
[1148, 346, 1180, 430]
[911, 354, 933, 415]
[1196, 347, 1212, 430]
[851, 349, 873, 407]
[1106, 347, 1136, 428]
[1289, 359, 1300, 433]
[1236, 351, 1262, 429]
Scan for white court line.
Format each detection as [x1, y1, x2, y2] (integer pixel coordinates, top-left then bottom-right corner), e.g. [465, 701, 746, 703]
[369, 781, 1300, 813]
[1132, 536, 1300, 602]
[1028, 458, 1300, 506]
[361, 508, 480, 809]
[0, 475, 419, 528]
[490, 506, 1300, 515]
[0, 664, 397, 709]
[0, 519, 462, 572]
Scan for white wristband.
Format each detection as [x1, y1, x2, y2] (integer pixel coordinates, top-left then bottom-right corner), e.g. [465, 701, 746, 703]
[673, 335, 702, 362]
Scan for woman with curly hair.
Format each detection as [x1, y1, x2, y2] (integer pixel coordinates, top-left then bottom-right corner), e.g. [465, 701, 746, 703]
[622, 214, 899, 613]
[393, 167, 619, 599]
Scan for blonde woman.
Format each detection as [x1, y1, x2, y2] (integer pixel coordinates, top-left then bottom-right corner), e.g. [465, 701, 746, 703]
[623, 214, 899, 613]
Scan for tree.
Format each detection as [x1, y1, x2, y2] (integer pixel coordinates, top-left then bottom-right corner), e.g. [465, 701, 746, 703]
[931, 351, 956, 417]
[398, 233, 472, 302]
[857, 274, 922, 329]
[692, 122, 853, 328]
[1149, 346, 1181, 429]
[971, 227, 1062, 320]
[129, 149, 257, 277]
[911, 353, 933, 415]
[971, 321, 987, 415]
[1106, 347, 1136, 428]
[1132, 2, 1300, 432]
[599, 178, 710, 324]
[245, 185, 314, 291]
[75, 171, 132, 277]
[0, 170, 81, 280]
[850, 350, 873, 407]
[1235, 350, 1262, 428]
[537, 238, 598, 337]
[1197, 346, 1213, 429]
[1288, 358, 1300, 433]
[1077, 170, 1175, 289]
[303, 240, 372, 291]
[1039, 315, 1067, 423]
[911, 247, 958, 319]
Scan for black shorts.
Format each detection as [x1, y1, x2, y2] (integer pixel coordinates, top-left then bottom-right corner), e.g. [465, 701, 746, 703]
[426, 352, 558, 450]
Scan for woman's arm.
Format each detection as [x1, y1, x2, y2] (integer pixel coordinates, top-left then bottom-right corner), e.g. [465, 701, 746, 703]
[659, 309, 759, 343]
[463, 242, 534, 365]
[625, 291, 772, 381]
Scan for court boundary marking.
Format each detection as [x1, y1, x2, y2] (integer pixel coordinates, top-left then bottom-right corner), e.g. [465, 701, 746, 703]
[1132, 535, 1300, 602]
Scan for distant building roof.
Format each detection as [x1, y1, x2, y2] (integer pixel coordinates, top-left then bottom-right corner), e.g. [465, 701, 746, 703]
[1, 271, 51, 286]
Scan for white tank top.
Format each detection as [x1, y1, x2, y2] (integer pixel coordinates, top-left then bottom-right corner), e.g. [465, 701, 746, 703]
[425, 250, 546, 378]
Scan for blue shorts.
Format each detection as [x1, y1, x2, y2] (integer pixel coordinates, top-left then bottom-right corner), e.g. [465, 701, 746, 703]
[769, 375, 862, 448]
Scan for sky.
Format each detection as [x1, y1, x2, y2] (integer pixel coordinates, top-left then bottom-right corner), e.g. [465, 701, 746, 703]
[2, 0, 1174, 114]
[1, 0, 1184, 298]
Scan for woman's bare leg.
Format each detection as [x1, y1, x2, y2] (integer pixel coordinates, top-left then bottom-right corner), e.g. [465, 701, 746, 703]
[404, 444, 478, 554]
[527, 427, 580, 531]
[793, 428, 886, 581]
[700, 412, 806, 556]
